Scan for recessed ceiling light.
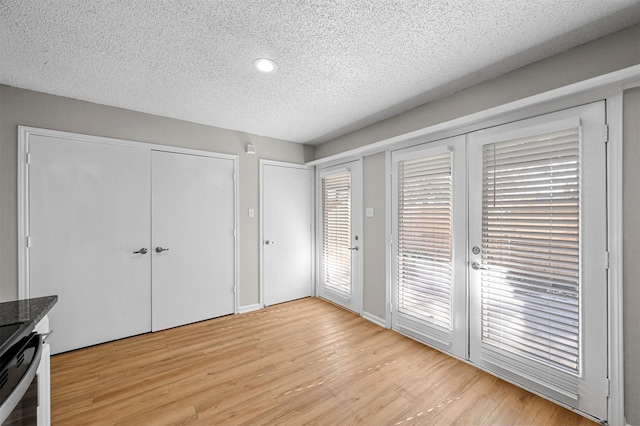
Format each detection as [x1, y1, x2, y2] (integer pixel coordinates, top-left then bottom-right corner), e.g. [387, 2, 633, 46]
[253, 58, 278, 74]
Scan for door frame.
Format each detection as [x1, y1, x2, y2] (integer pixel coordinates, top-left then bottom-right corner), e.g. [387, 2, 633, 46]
[259, 159, 315, 308]
[17, 126, 239, 313]
[315, 157, 364, 314]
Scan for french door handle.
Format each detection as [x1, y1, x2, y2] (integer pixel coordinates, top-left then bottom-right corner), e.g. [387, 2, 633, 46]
[265, 240, 276, 245]
[133, 248, 148, 254]
[155, 246, 170, 253]
[471, 262, 486, 270]
[349, 246, 359, 251]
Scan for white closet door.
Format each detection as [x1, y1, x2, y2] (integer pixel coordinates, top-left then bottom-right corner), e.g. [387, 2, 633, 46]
[151, 151, 236, 331]
[468, 102, 608, 421]
[262, 163, 312, 306]
[29, 135, 151, 354]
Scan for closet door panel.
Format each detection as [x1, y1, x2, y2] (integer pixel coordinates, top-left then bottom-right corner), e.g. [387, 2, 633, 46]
[151, 151, 235, 331]
[29, 134, 151, 354]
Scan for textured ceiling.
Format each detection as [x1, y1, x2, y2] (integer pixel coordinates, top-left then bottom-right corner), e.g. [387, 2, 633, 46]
[1, 1, 639, 144]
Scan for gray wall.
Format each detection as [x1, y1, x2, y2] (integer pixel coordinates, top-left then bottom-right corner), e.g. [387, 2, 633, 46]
[623, 87, 640, 425]
[362, 152, 386, 319]
[315, 24, 640, 160]
[0, 85, 313, 306]
[313, 24, 640, 424]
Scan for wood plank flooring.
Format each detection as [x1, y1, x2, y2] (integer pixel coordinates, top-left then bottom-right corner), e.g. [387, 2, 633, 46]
[50, 297, 595, 425]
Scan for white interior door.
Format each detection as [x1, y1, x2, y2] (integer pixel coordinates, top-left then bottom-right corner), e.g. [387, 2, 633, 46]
[28, 134, 151, 354]
[317, 160, 362, 313]
[468, 102, 608, 421]
[151, 151, 236, 331]
[261, 162, 312, 306]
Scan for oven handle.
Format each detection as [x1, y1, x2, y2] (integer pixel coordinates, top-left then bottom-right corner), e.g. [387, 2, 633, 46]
[0, 334, 42, 425]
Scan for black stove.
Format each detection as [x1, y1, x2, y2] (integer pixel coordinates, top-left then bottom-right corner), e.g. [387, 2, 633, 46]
[0, 323, 31, 363]
[0, 325, 21, 345]
[0, 296, 57, 425]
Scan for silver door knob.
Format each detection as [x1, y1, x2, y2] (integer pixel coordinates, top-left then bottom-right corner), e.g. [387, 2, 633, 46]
[349, 246, 359, 251]
[265, 240, 276, 245]
[133, 248, 148, 254]
[155, 246, 169, 253]
[471, 262, 486, 270]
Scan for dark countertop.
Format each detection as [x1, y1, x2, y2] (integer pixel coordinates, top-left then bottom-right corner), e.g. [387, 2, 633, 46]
[0, 296, 58, 327]
[0, 295, 58, 356]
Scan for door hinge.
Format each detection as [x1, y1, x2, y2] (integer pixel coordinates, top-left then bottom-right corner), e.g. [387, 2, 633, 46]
[26, 152, 31, 165]
[604, 124, 609, 144]
[606, 378, 611, 397]
[605, 251, 610, 270]
[26, 236, 31, 248]
[389, 301, 393, 312]
[233, 228, 237, 237]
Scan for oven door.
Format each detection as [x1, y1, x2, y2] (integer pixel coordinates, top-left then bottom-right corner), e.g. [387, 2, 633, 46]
[0, 334, 42, 425]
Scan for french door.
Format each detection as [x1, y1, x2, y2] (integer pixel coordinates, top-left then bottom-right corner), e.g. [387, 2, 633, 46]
[317, 160, 362, 313]
[391, 136, 467, 358]
[391, 102, 608, 421]
[468, 102, 608, 420]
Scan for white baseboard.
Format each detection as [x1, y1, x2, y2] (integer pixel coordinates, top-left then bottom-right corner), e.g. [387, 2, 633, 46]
[238, 303, 262, 314]
[362, 311, 387, 328]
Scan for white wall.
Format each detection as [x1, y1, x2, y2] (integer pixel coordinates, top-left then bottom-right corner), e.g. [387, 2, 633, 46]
[0, 86, 313, 307]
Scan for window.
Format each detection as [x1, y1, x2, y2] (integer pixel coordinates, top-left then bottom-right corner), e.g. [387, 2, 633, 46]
[397, 151, 453, 329]
[321, 171, 352, 295]
[391, 138, 467, 357]
[480, 128, 581, 374]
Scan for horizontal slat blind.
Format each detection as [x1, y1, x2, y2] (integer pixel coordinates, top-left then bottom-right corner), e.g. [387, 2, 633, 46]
[481, 128, 581, 375]
[397, 151, 453, 329]
[322, 171, 351, 295]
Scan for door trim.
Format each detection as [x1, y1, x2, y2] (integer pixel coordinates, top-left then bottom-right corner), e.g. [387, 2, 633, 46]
[259, 159, 314, 308]
[18, 126, 239, 313]
[605, 93, 624, 426]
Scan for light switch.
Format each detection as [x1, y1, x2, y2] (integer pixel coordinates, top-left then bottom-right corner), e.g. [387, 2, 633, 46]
[366, 207, 374, 217]
[248, 208, 255, 218]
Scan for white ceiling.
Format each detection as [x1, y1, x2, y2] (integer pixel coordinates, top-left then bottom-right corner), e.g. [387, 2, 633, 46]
[1, 1, 639, 145]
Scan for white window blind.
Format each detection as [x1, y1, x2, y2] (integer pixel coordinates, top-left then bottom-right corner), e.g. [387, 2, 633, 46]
[322, 171, 351, 295]
[481, 128, 581, 375]
[397, 151, 453, 329]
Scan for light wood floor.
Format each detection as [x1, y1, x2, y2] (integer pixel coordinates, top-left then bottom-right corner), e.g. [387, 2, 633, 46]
[51, 297, 595, 425]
